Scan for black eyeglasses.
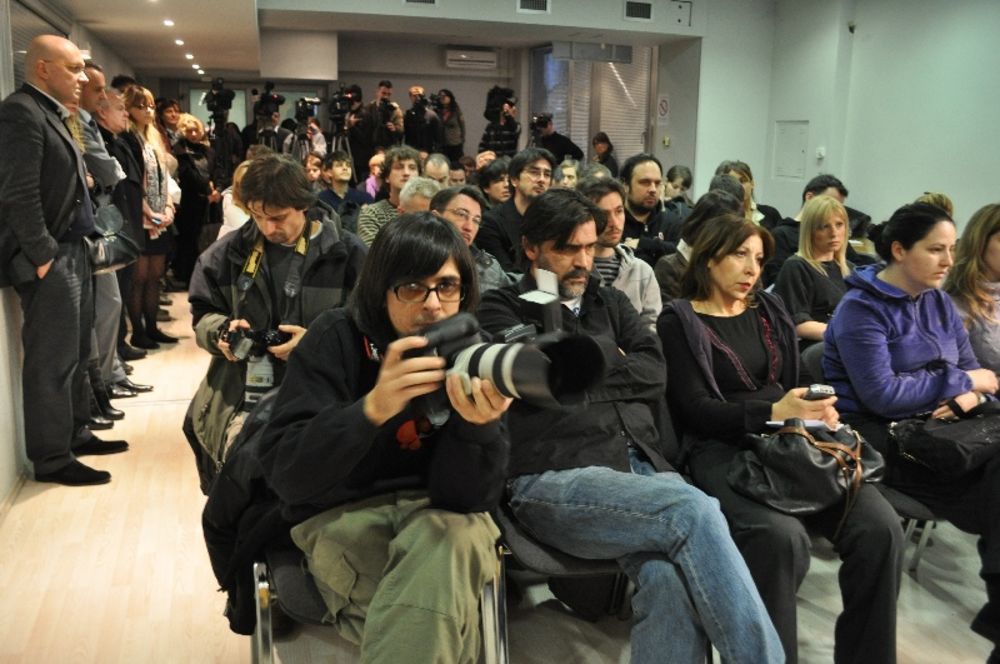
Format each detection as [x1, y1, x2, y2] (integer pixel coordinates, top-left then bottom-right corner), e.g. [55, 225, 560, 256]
[392, 280, 465, 303]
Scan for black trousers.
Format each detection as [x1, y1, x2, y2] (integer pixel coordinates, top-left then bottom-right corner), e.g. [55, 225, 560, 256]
[14, 239, 94, 474]
[689, 439, 904, 664]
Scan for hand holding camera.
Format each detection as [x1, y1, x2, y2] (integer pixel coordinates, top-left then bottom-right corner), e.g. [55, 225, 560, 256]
[218, 318, 251, 362]
[267, 324, 306, 362]
[445, 373, 511, 425]
[363, 336, 448, 427]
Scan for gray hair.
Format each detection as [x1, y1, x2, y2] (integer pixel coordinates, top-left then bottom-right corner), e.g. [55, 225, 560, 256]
[577, 162, 612, 181]
[399, 176, 442, 205]
[424, 152, 450, 172]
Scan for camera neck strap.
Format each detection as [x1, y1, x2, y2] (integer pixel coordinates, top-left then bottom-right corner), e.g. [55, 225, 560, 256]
[234, 220, 317, 321]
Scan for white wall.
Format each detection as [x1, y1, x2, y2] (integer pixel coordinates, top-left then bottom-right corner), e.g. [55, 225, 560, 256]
[840, 0, 1000, 225]
[70, 24, 133, 81]
[0, 0, 24, 506]
[655, 38, 702, 177]
[692, 0, 777, 198]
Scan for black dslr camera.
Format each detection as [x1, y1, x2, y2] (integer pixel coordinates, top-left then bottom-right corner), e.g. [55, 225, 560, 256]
[221, 327, 292, 361]
[483, 85, 517, 124]
[404, 284, 606, 419]
[294, 97, 321, 123]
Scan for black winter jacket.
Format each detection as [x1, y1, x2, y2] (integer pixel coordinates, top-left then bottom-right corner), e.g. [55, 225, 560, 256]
[478, 274, 672, 477]
[259, 308, 510, 522]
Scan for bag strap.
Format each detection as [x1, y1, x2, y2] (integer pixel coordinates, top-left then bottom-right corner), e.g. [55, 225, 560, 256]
[774, 425, 865, 539]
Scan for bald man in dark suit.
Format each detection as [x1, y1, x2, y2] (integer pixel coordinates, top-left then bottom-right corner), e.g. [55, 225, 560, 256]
[0, 35, 128, 486]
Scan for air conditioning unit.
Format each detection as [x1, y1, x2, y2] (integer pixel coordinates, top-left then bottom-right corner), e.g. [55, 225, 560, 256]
[445, 48, 498, 70]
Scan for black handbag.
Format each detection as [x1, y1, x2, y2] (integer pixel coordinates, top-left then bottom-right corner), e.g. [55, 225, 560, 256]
[85, 196, 141, 274]
[727, 419, 884, 537]
[890, 399, 1000, 481]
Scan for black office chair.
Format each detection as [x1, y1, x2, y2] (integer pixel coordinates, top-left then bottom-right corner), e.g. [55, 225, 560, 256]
[800, 341, 939, 574]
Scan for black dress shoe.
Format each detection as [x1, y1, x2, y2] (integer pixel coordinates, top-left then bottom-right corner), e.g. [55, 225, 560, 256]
[108, 384, 138, 399]
[130, 335, 160, 350]
[147, 328, 178, 344]
[88, 415, 114, 430]
[101, 402, 125, 420]
[36, 460, 111, 486]
[118, 377, 153, 392]
[75, 438, 129, 456]
[119, 344, 147, 361]
[156, 308, 172, 322]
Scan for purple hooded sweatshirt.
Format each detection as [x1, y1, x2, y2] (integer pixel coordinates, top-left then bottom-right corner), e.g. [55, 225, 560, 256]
[823, 264, 977, 420]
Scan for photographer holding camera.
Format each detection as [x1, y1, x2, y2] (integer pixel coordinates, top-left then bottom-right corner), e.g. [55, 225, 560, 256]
[403, 85, 444, 155]
[478, 85, 521, 157]
[476, 188, 782, 662]
[258, 212, 510, 662]
[368, 79, 404, 150]
[185, 153, 367, 489]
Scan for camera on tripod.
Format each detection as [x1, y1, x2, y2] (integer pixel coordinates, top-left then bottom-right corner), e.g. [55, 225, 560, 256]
[252, 81, 286, 118]
[483, 85, 517, 124]
[530, 112, 551, 139]
[294, 97, 321, 123]
[328, 84, 358, 134]
[202, 77, 234, 122]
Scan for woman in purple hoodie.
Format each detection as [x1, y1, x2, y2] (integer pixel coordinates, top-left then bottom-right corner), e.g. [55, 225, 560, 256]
[824, 202, 1000, 660]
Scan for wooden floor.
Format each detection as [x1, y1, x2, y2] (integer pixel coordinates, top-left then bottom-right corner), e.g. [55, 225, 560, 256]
[0, 293, 993, 663]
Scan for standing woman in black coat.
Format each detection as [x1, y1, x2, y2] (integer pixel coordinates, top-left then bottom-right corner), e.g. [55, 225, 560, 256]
[171, 113, 219, 286]
[437, 89, 465, 163]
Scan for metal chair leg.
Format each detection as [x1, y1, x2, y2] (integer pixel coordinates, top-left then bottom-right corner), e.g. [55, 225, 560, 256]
[481, 576, 498, 664]
[253, 561, 274, 664]
[910, 520, 936, 575]
[496, 545, 510, 664]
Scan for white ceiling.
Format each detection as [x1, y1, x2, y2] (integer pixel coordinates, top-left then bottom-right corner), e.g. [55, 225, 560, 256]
[51, 0, 684, 80]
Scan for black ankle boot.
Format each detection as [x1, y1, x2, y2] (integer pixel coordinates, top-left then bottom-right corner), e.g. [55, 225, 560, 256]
[96, 385, 125, 420]
[88, 362, 125, 420]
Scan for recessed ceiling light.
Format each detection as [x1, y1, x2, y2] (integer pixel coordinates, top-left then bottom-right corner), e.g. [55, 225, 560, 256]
[174, 39, 184, 46]
[185, 54, 194, 60]
[197, 69, 205, 75]
[163, 19, 174, 27]
[191, 64, 199, 70]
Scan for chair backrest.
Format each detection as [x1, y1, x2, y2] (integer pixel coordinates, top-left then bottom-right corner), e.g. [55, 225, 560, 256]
[491, 503, 620, 578]
[800, 341, 826, 385]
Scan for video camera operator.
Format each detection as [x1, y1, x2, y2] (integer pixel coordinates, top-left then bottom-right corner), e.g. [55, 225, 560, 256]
[257, 213, 510, 661]
[478, 85, 521, 158]
[201, 77, 243, 192]
[338, 84, 373, 180]
[241, 82, 288, 154]
[368, 79, 403, 149]
[403, 85, 444, 155]
[283, 98, 327, 160]
[185, 152, 367, 489]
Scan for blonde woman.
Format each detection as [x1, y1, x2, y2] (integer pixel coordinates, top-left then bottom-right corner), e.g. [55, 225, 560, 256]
[772, 194, 852, 349]
[218, 160, 251, 239]
[172, 113, 218, 284]
[946, 203, 1000, 376]
[121, 85, 176, 349]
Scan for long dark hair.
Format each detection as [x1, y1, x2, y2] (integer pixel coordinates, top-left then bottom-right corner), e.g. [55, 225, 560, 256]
[349, 212, 479, 345]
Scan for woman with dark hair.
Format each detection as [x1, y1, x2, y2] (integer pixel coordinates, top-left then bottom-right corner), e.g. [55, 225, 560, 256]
[946, 203, 1000, 375]
[155, 97, 181, 153]
[653, 189, 743, 304]
[659, 214, 903, 664]
[773, 194, 852, 350]
[825, 203, 1000, 659]
[664, 164, 694, 207]
[437, 89, 465, 163]
[590, 131, 618, 178]
[716, 160, 782, 231]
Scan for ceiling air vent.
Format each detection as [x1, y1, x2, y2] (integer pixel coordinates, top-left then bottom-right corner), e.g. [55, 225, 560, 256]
[517, 0, 550, 14]
[624, 1, 653, 21]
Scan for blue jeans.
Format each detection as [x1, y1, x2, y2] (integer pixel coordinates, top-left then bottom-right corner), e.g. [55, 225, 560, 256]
[508, 449, 783, 664]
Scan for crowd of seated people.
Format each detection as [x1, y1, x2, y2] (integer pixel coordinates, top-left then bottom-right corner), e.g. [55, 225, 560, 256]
[9, 38, 999, 661]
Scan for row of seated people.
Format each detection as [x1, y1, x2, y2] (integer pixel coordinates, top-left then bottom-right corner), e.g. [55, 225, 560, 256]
[194, 150, 1000, 663]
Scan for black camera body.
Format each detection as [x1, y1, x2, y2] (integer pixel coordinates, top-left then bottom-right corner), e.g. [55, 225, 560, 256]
[253, 82, 286, 119]
[404, 289, 606, 419]
[204, 77, 235, 117]
[294, 97, 321, 124]
[222, 327, 293, 361]
[483, 85, 517, 124]
[376, 98, 395, 126]
[328, 84, 357, 132]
